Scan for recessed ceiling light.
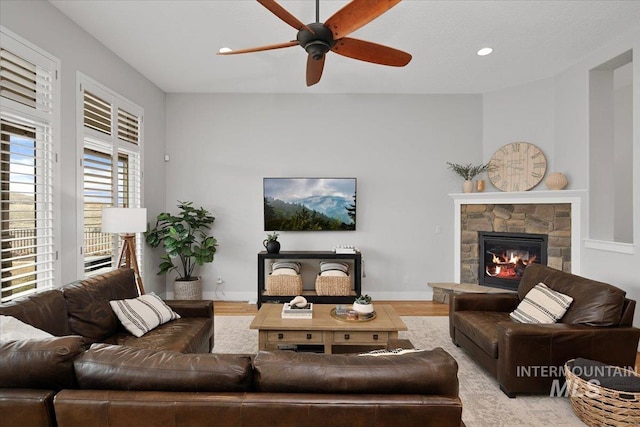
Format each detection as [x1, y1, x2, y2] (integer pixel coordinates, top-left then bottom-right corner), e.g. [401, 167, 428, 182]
[219, 47, 233, 54]
[477, 47, 493, 56]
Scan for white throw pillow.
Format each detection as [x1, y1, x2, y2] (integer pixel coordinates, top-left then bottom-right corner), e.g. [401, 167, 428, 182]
[0, 315, 54, 342]
[320, 261, 349, 274]
[271, 268, 299, 276]
[319, 270, 348, 277]
[110, 293, 181, 338]
[510, 282, 573, 324]
[271, 261, 301, 274]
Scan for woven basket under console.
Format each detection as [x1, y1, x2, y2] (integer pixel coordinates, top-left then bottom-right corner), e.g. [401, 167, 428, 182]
[265, 274, 303, 296]
[315, 275, 351, 296]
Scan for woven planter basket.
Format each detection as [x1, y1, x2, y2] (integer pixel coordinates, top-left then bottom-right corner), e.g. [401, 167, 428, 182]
[315, 275, 351, 296]
[265, 274, 303, 296]
[174, 278, 202, 300]
[564, 359, 640, 427]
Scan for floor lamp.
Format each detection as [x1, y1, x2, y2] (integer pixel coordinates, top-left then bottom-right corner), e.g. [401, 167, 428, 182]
[102, 207, 147, 295]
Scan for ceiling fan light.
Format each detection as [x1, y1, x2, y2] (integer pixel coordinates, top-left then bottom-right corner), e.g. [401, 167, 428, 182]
[477, 47, 493, 56]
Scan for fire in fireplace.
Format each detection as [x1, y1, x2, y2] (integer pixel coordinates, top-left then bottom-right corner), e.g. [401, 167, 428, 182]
[478, 232, 548, 291]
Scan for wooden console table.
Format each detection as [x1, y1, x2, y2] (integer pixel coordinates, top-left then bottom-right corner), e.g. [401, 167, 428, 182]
[250, 303, 407, 354]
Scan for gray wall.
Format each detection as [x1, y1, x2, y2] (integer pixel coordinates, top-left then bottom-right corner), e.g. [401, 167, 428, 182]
[1, 0, 168, 294]
[483, 28, 640, 326]
[165, 93, 483, 301]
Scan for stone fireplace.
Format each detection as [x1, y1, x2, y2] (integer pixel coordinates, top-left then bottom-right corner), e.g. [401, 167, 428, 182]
[451, 191, 586, 287]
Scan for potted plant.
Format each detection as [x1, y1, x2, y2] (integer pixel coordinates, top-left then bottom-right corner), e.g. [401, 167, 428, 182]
[446, 162, 489, 193]
[144, 201, 217, 299]
[353, 294, 374, 314]
[263, 231, 280, 254]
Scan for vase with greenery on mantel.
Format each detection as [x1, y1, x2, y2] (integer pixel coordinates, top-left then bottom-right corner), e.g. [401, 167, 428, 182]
[446, 162, 489, 193]
[144, 201, 217, 299]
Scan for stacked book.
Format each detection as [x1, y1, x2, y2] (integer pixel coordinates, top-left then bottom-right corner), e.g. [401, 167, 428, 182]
[281, 303, 313, 319]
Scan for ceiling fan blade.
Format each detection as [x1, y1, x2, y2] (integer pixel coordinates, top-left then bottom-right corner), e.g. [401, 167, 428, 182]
[217, 41, 298, 55]
[306, 54, 326, 86]
[324, 0, 401, 39]
[257, 0, 314, 33]
[331, 37, 411, 67]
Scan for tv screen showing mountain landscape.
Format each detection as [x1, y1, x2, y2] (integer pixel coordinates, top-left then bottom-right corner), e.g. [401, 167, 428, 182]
[264, 178, 356, 231]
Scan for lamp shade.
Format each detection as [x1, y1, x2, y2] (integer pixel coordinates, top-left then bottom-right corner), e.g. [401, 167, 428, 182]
[102, 208, 147, 233]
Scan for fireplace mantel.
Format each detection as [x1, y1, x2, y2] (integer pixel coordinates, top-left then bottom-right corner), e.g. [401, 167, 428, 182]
[450, 190, 588, 283]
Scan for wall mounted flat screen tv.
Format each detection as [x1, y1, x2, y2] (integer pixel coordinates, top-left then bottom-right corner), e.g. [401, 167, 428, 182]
[264, 178, 356, 231]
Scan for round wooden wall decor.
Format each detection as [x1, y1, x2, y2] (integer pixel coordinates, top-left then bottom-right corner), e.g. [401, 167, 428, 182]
[487, 142, 547, 192]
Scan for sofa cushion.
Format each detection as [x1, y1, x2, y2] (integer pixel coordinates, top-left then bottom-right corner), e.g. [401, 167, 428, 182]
[0, 315, 54, 342]
[0, 289, 70, 336]
[510, 283, 573, 324]
[109, 293, 180, 337]
[518, 264, 626, 326]
[103, 317, 213, 353]
[74, 344, 252, 392]
[253, 347, 459, 396]
[0, 336, 86, 390]
[453, 311, 511, 358]
[64, 268, 139, 341]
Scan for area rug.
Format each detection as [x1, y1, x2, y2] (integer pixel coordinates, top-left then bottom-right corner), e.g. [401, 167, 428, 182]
[213, 315, 585, 427]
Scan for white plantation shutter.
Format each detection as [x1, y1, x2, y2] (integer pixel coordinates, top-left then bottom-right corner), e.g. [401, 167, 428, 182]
[84, 91, 111, 135]
[79, 75, 143, 278]
[83, 145, 113, 274]
[117, 107, 139, 145]
[1, 29, 59, 302]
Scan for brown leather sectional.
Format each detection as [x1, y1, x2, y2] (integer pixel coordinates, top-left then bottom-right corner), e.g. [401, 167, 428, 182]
[1, 268, 463, 427]
[450, 264, 640, 397]
[53, 345, 463, 427]
[0, 268, 214, 426]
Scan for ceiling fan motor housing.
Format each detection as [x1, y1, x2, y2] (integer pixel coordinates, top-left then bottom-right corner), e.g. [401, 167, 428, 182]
[297, 23, 336, 60]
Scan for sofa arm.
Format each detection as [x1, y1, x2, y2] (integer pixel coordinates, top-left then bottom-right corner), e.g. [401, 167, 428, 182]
[164, 300, 213, 318]
[496, 322, 640, 395]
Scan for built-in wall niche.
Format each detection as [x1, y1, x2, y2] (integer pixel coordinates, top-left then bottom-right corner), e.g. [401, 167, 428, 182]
[588, 50, 634, 252]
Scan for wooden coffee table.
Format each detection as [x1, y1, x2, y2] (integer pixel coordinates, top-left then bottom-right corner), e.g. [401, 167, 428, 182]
[250, 303, 407, 354]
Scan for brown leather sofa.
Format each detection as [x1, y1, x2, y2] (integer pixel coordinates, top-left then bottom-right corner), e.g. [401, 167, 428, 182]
[53, 344, 463, 427]
[450, 264, 640, 397]
[0, 268, 214, 427]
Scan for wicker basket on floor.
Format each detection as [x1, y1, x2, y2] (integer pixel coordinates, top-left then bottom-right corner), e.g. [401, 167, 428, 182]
[315, 275, 351, 296]
[564, 359, 640, 427]
[265, 274, 303, 296]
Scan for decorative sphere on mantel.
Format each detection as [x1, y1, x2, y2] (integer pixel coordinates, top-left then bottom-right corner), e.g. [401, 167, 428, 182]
[545, 172, 568, 190]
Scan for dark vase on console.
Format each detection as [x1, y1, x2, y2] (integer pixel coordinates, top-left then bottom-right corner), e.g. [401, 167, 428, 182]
[263, 240, 280, 254]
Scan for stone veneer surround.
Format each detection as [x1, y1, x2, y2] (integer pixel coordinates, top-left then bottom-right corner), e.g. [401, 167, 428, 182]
[450, 190, 587, 284]
[460, 203, 571, 285]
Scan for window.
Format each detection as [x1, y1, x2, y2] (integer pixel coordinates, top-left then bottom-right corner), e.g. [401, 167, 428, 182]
[1, 28, 60, 302]
[78, 75, 143, 277]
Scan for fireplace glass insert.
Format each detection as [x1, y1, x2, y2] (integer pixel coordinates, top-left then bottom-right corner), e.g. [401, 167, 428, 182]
[478, 231, 548, 291]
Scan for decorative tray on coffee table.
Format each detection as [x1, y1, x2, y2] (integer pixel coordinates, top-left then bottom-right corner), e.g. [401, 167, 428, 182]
[330, 308, 377, 322]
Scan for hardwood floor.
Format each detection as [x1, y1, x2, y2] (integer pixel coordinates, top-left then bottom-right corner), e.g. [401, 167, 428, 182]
[214, 300, 640, 370]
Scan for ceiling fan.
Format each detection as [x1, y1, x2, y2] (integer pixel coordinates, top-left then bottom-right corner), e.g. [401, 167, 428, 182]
[217, 0, 412, 86]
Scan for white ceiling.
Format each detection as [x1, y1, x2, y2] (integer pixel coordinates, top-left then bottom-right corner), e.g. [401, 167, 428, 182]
[49, 0, 640, 94]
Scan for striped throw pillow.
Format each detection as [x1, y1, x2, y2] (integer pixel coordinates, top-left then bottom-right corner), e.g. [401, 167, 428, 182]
[510, 283, 573, 324]
[271, 261, 301, 274]
[319, 261, 349, 276]
[110, 293, 180, 337]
